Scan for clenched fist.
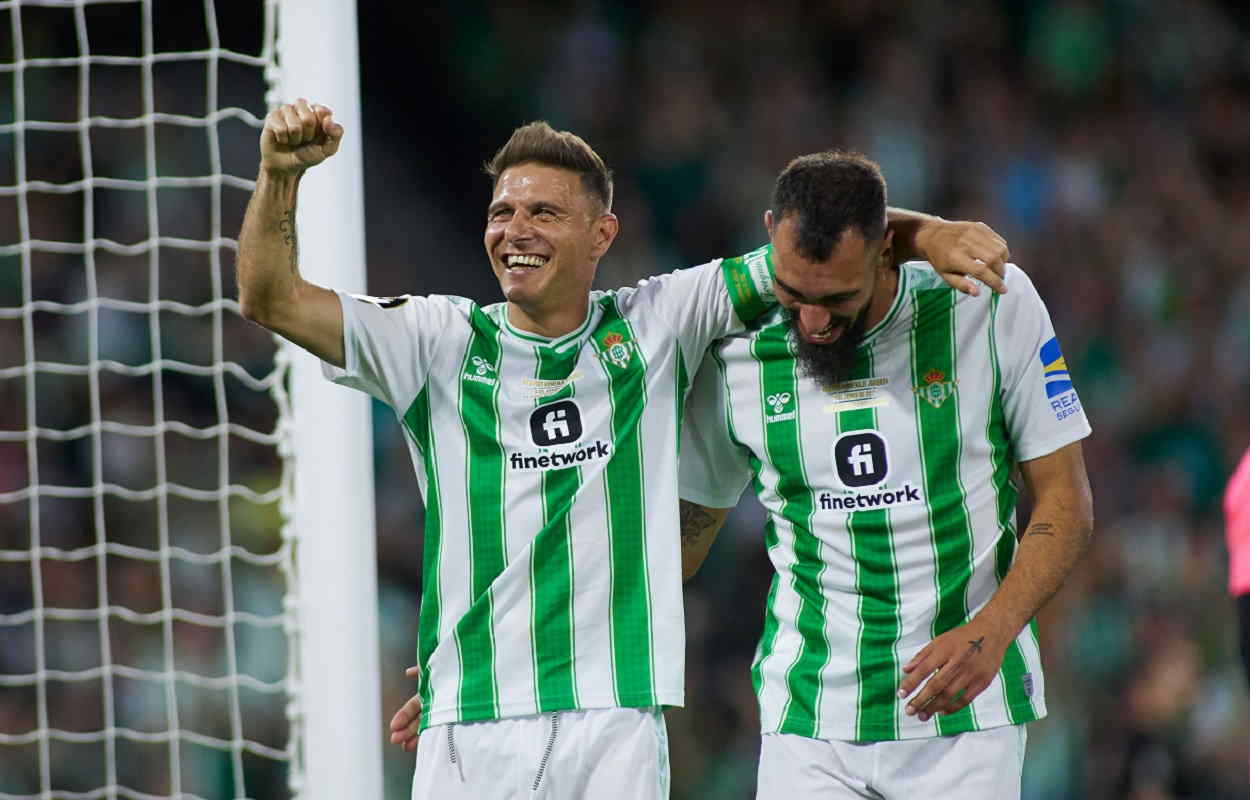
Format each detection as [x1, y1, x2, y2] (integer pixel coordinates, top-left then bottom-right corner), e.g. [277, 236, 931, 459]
[260, 98, 343, 176]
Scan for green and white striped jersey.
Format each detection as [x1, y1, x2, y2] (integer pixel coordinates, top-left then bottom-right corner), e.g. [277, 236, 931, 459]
[323, 256, 775, 729]
[680, 257, 1091, 742]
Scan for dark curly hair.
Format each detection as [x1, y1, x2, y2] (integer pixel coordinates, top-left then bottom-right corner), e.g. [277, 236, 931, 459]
[772, 151, 887, 262]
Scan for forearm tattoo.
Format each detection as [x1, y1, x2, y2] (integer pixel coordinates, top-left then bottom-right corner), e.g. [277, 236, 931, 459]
[680, 502, 718, 548]
[278, 208, 298, 273]
[1026, 522, 1056, 537]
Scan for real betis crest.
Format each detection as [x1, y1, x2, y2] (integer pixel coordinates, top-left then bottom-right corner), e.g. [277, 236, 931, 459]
[914, 368, 957, 409]
[599, 332, 633, 369]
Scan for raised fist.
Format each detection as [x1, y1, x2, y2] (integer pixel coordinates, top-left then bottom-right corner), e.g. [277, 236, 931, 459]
[260, 98, 343, 176]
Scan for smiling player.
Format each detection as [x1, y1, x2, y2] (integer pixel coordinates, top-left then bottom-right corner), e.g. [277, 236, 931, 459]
[237, 101, 1011, 799]
[678, 151, 1094, 799]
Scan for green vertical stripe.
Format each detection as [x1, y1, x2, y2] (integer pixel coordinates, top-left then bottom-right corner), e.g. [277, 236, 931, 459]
[712, 346, 784, 705]
[530, 344, 581, 711]
[843, 348, 899, 741]
[910, 288, 976, 735]
[752, 323, 824, 738]
[451, 307, 506, 721]
[720, 244, 775, 324]
[987, 293, 1037, 722]
[593, 297, 655, 705]
[402, 386, 441, 719]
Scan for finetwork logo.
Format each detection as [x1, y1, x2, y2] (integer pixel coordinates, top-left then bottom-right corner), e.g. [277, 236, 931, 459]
[510, 399, 613, 472]
[508, 440, 612, 473]
[1038, 337, 1082, 421]
[818, 485, 923, 512]
[530, 400, 582, 447]
[821, 428, 925, 512]
[463, 355, 497, 386]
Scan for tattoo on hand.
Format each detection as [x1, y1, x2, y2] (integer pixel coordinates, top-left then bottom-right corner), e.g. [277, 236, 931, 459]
[967, 636, 984, 655]
[680, 502, 717, 547]
[278, 208, 298, 273]
[1026, 522, 1056, 537]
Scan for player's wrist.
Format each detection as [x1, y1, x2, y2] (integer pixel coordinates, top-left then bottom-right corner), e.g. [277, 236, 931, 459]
[911, 216, 948, 262]
[257, 164, 305, 194]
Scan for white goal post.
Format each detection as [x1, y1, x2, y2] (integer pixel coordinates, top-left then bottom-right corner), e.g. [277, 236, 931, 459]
[278, 0, 383, 798]
[0, 0, 382, 797]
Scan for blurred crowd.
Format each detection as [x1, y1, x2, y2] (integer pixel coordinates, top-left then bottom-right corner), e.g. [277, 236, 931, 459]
[2, 0, 1249, 798]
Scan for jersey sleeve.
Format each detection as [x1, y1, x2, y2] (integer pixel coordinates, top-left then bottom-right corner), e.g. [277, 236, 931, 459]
[320, 291, 452, 411]
[613, 244, 777, 369]
[678, 348, 753, 508]
[994, 264, 1092, 462]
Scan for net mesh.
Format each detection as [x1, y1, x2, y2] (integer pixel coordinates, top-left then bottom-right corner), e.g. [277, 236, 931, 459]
[0, 1, 301, 797]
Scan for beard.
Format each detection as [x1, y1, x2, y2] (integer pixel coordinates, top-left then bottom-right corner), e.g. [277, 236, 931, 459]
[785, 307, 870, 391]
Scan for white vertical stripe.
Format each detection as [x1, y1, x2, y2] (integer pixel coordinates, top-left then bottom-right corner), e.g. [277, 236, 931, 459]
[640, 379, 685, 703]
[493, 339, 542, 716]
[568, 464, 615, 704]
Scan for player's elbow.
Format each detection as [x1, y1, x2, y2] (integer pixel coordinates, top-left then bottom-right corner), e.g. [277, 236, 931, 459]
[238, 280, 292, 331]
[1071, 483, 1095, 553]
[238, 291, 275, 329]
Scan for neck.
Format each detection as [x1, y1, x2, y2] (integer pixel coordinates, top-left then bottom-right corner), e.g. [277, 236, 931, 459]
[863, 267, 900, 331]
[506, 296, 591, 339]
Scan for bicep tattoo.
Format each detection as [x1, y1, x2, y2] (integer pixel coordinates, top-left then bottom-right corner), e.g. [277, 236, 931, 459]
[680, 501, 719, 547]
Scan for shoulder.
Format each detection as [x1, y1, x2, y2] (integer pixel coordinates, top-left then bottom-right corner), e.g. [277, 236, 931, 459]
[342, 291, 477, 333]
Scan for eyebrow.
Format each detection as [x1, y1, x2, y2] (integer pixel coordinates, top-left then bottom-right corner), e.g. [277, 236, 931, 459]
[774, 276, 858, 304]
[487, 199, 570, 216]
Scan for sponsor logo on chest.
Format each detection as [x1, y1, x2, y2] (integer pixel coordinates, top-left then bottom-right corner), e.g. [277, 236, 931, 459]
[506, 399, 613, 472]
[765, 392, 796, 424]
[463, 355, 497, 386]
[820, 429, 925, 513]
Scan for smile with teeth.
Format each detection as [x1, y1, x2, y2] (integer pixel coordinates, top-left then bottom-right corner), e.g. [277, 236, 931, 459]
[810, 320, 840, 338]
[505, 254, 549, 270]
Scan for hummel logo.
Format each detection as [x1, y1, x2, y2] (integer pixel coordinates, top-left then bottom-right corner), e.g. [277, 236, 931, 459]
[471, 356, 496, 376]
[766, 392, 791, 414]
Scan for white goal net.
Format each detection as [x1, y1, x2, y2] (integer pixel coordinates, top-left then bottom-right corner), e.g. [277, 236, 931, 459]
[0, 1, 317, 797]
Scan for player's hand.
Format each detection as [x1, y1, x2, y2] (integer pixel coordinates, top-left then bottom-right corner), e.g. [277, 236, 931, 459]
[915, 220, 1009, 296]
[260, 98, 343, 176]
[897, 618, 1012, 721]
[388, 666, 423, 752]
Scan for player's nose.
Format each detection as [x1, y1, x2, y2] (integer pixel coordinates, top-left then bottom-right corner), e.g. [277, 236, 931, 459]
[798, 305, 838, 339]
[504, 211, 537, 242]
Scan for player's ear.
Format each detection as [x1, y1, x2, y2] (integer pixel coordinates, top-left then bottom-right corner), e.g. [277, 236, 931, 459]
[764, 209, 775, 239]
[878, 228, 895, 272]
[591, 212, 619, 259]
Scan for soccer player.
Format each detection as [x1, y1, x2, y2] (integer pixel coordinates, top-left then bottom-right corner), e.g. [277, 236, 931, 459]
[1227, 446, 1250, 690]
[677, 152, 1094, 798]
[238, 100, 1008, 799]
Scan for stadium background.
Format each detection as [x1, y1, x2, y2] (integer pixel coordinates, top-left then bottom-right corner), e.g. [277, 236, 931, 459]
[4, 0, 1249, 798]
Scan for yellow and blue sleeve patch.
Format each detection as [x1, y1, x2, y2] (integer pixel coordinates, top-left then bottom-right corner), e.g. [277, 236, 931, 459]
[1039, 337, 1073, 399]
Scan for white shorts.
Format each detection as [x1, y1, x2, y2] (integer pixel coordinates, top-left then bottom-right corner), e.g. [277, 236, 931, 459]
[412, 706, 669, 800]
[757, 724, 1027, 800]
